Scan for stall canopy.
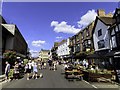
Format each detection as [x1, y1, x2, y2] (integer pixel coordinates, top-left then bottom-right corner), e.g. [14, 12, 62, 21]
[87, 53, 107, 59]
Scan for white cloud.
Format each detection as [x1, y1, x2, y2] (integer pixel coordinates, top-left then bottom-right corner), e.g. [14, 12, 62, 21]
[32, 40, 46, 47]
[56, 36, 63, 39]
[77, 9, 97, 28]
[112, 10, 115, 14]
[51, 21, 81, 34]
[29, 50, 39, 57]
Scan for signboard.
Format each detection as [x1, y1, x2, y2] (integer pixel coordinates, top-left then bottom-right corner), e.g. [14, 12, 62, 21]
[116, 70, 120, 83]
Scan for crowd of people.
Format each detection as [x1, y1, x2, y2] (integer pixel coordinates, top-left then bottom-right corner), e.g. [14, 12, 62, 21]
[4, 59, 59, 81]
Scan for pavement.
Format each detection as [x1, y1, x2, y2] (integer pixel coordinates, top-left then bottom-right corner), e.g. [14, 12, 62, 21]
[0, 64, 120, 89]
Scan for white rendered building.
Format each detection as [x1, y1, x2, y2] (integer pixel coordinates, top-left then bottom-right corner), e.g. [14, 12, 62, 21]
[57, 39, 70, 58]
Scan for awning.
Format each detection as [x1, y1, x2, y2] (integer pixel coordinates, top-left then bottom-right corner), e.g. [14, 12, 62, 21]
[114, 51, 120, 56]
[114, 51, 120, 58]
[16, 53, 26, 58]
[74, 54, 87, 59]
[105, 51, 120, 57]
[87, 53, 107, 59]
[105, 51, 116, 57]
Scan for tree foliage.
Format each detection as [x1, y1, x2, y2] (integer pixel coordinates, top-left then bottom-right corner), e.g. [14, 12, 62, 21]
[3, 50, 16, 60]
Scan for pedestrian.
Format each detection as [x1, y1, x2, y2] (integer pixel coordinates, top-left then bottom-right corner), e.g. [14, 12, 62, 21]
[48, 59, 52, 70]
[5, 61, 10, 82]
[32, 62, 38, 79]
[43, 62, 46, 69]
[42, 61, 44, 69]
[26, 60, 32, 80]
[13, 62, 19, 80]
[38, 60, 41, 70]
[53, 61, 57, 71]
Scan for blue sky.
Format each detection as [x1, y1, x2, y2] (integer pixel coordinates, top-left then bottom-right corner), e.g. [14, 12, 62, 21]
[2, 2, 118, 57]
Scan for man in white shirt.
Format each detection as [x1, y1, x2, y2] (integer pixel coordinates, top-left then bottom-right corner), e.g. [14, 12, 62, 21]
[5, 61, 10, 81]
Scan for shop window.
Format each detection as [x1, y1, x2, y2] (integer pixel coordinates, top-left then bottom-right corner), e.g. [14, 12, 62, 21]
[98, 40, 105, 49]
[98, 29, 102, 37]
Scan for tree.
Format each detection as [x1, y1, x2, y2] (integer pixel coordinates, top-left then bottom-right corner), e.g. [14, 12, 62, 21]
[3, 50, 17, 66]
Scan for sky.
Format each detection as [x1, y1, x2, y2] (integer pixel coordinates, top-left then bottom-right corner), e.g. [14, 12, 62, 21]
[1, 2, 118, 57]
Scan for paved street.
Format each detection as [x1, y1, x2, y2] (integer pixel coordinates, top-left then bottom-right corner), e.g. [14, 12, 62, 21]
[1, 64, 119, 89]
[2, 64, 93, 88]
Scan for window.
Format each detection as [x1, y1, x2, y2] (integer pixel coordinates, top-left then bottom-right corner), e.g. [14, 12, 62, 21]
[117, 16, 120, 23]
[98, 40, 105, 49]
[111, 36, 117, 48]
[116, 32, 120, 47]
[88, 40, 91, 44]
[98, 29, 102, 37]
[86, 30, 90, 37]
[111, 28, 115, 35]
[115, 26, 119, 32]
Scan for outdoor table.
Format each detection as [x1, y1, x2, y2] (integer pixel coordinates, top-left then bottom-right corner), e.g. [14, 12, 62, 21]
[65, 69, 83, 80]
[82, 70, 112, 82]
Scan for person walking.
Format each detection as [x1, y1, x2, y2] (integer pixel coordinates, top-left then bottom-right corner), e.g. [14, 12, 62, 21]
[43, 61, 46, 69]
[32, 62, 38, 79]
[38, 60, 41, 70]
[53, 61, 57, 71]
[13, 62, 19, 80]
[26, 60, 32, 80]
[48, 59, 52, 70]
[5, 61, 10, 82]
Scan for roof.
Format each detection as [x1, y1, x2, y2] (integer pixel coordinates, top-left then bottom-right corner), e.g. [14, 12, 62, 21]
[41, 49, 49, 52]
[98, 17, 114, 25]
[0, 15, 7, 24]
[58, 39, 67, 46]
[76, 21, 94, 35]
[92, 16, 114, 35]
[54, 42, 60, 47]
[2, 24, 16, 35]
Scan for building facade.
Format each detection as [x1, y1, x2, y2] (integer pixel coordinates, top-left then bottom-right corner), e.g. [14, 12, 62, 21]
[108, 8, 120, 83]
[69, 21, 95, 63]
[57, 39, 70, 60]
[51, 42, 59, 60]
[39, 49, 49, 61]
[92, 9, 114, 69]
[1, 16, 28, 58]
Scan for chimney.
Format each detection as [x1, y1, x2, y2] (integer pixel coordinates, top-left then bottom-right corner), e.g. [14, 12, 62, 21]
[97, 9, 105, 16]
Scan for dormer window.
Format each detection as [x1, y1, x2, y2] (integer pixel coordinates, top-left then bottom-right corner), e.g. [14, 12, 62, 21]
[98, 29, 102, 37]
